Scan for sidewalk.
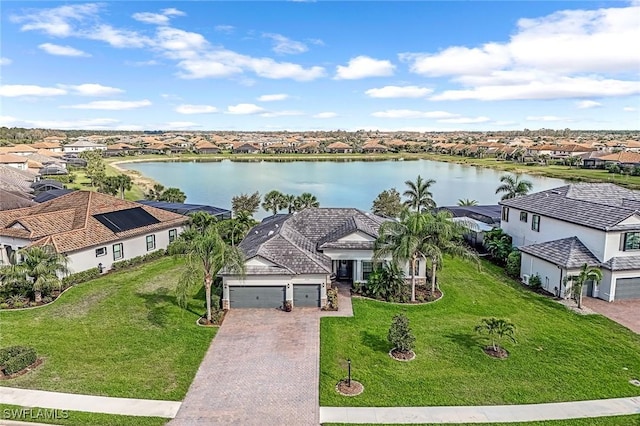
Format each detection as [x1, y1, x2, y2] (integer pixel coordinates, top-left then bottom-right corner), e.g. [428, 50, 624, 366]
[0, 387, 180, 418]
[320, 396, 640, 424]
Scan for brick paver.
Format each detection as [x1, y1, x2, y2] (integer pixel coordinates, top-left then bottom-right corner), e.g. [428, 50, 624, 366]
[169, 308, 320, 426]
[583, 297, 640, 333]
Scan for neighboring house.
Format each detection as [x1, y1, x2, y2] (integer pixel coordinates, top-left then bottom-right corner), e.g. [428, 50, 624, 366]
[232, 143, 261, 154]
[362, 142, 388, 153]
[0, 165, 38, 194]
[0, 189, 36, 211]
[437, 205, 501, 247]
[598, 151, 640, 167]
[0, 191, 187, 271]
[32, 141, 63, 153]
[220, 208, 422, 310]
[0, 145, 39, 156]
[500, 183, 640, 301]
[193, 141, 220, 154]
[297, 141, 320, 154]
[136, 200, 232, 220]
[62, 140, 107, 153]
[104, 143, 138, 157]
[325, 142, 353, 154]
[0, 154, 29, 171]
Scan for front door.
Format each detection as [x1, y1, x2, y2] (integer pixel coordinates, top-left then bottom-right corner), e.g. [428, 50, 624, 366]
[337, 260, 353, 281]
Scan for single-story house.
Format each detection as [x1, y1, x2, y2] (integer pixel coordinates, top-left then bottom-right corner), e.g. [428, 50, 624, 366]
[220, 208, 424, 309]
[0, 191, 188, 272]
[325, 142, 353, 154]
[0, 154, 29, 171]
[62, 140, 107, 153]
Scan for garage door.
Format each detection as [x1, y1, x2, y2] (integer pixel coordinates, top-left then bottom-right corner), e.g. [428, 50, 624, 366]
[294, 284, 321, 307]
[615, 277, 640, 300]
[229, 286, 285, 308]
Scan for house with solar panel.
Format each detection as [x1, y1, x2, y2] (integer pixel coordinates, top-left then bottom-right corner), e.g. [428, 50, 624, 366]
[0, 191, 188, 272]
[500, 183, 640, 301]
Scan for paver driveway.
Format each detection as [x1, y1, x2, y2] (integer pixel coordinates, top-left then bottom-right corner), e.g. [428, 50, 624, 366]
[583, 297, 640, 334]
[170, 308, 320, 426]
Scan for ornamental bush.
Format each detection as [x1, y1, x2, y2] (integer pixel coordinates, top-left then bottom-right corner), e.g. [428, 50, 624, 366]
[0, 346, 37, 375]
[61, 267, 100, 287]
[388, 313, 415, 353]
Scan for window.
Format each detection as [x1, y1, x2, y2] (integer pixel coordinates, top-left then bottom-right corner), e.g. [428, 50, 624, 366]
[113, 243, 123, 260]
[413, 260, 420, 277]
[168, 229, 177, 243]
[362, 261, 373, 281]
[501, 207, 509, 222]
[622, 232, 640, 251]
[520, 212, 528, 222]
[146, 235, 156, 251]
[95, 247, 107, 257]
[532, 215, 540, 232]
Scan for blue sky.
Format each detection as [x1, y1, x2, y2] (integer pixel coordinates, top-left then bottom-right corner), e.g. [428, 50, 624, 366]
[1, 1, 639, 131]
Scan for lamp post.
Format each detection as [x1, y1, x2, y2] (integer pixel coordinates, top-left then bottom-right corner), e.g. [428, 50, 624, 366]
[347, 358, 351, 387]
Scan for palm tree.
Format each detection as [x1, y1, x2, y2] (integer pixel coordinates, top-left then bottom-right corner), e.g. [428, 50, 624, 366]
[403, 175, 436, 213]
[282, 194, 298, 213]
[457, 198, 478, 206]
[146, 184, 165, 201]
[188, 211, 217, 234]
[169, 222, 245, 322]
[115, 174, 133, 199]
[495, 174, 533, 200]
[295, 192, 320, 210]
[475, 318, 516, 352]
[158, 187, 186, 203]
[565, 263, 603, 309]
[0, 245, 69, 303]
[262, 190, 285, 215]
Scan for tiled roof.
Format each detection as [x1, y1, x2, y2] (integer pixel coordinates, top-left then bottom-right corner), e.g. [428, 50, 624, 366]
[0, 191, 188, 253]
[601, 256, 640, 271]
[599, 151, 640, 164]
[326, 142, 351, 149]
[230, 208, 386, 276]
[0, 154, 28, 164]
[500, 183, 640, 230]
[0, 189, 36, 211]
[519, 237, 600, 268]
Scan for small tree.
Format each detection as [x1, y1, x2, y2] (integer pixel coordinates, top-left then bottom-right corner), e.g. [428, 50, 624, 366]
[505, 250, 521, 277]
[565, 263, 603, 309]
[231, 191, 261, 216]
[158, 187, 186, 203]
[372, 188, 403, 218]
[475, 318, 516, 353]
[388, 313, 415, 353]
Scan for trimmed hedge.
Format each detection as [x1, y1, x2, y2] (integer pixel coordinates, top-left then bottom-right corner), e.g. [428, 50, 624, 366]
[62, 267, 101, 287]
[111, 249, 167, 271]
[0, 346, 37, 375]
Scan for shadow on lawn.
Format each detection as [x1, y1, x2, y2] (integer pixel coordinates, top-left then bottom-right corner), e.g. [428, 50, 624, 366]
[136, 287, 201, 327]
[446, 332, 482, 350]
[361, 330, 390, 354]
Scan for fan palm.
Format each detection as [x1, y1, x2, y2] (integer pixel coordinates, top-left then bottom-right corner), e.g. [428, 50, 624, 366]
[262, 190, 285, 215]
[565, 263, 603, 309]
[495, 174, 533, 200]
[403, 175, 436, 213]
[295, 192, 320, 210]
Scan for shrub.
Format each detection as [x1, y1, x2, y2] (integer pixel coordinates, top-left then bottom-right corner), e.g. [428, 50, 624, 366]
[0, 303, 9, 309]
[388, 313, 415, 353]
[529, 274, 542, 290]
[62, 267, 100, 287]
[283, 300, 292, 312]
[323, 287, 338, 311]
[0, 346, 37, 375]
[111, 250, 167, 271]
[506, 250, 521, 278]
[12, 301, 25, 309]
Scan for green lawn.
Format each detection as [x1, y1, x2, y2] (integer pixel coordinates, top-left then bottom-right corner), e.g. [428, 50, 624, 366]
[67, 164, 145, 201]
[0, 404, 167, 426]
[323, 416, 640, 426]
[320, 259, 640, 407]
[0, 257, 214, 400]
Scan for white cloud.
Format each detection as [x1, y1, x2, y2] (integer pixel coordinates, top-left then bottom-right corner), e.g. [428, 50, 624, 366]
[215, 25, 235, 34]
[59, 83, 124, 96]
[0, 84, 67, 97]
[0, 57, 12, 66]
[526, 115, 571, 121]
[257, 94, 289, 102]
[365, 85, 433, 98]
[175, 104, 218, 114]
[576, 100, 602, 109]
[263, 33, 308, 55]
[38, 43, 90, 57]
[260, 110, 304, 117]
[87, 24, 151, 48]
[403, 3, 640, 102]
[161, 8, 185, 17]
[313, 112, 337, 119]
[10, 3, 100, 37]
[335, 56, 395, 80]
[371, 110, 458, 119]
[155, 27, 208, 59]
[62, 100, 152, 110]
[226, 103, 265, 115]
[126, 60, 159, 67]
[132, 12, 170, 25]
[438, 116, 491, 124]
[623, 106, 637, 112]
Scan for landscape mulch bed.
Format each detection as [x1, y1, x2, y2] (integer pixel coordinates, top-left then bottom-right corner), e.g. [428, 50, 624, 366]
[0, 358, 43, 380]
[198, 310, 226, 326]
[336, 379, 364, 396]
[482, 346, 509, 359]
[389, 348, 416, 361]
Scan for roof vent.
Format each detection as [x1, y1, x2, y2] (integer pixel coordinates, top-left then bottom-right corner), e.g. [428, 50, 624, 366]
[268, 230, 274, 236]
[275, 224, 279, 227]
[254, 230, 259, 234]
[551, 190, 561, 194]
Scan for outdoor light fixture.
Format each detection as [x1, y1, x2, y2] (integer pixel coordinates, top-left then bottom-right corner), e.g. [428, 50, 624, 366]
[97, 263, 103, 273]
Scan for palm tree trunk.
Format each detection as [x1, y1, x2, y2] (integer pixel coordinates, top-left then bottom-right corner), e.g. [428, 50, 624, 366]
[205, 275, 213, 322]
[410, 257, 416, 302]
[577, 285, 583, 309]
[431, 259, 437, 295]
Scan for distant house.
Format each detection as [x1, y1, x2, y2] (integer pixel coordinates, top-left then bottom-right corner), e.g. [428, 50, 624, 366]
[0, 145, 38, 156]
[0, 189, 36, 211]
[325, 142, 353, 154]
[136, 200, 232, 220]
[437, 205, 501, 247]
[30, 180, 66, 195]
[232, 143, 261, 154]
[0, 191, 188, 272]
[32, 141, 63, 153]
[598, 151, 640, 167]
[63, 140, 107, 153]
[297, 141, 320, 154]
[0, 165, 38, 194]
[0, 154, 29, 171]
[33, 189, 73, 203]
[362, 142, 388, 153]
[500, 183, 640, 301]
[193, 141, 220, 154]
[104, 143, 138, 157]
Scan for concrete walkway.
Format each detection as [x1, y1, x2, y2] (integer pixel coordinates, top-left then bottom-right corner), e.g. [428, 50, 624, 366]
[320, 396, 640, 424]
[0, 387, 180, 418]
[321, 282, 354, 318]
[169, 308, 320, 425]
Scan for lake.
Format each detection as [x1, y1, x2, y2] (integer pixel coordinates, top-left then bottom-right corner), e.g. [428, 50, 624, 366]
[120, 159, 567, 218]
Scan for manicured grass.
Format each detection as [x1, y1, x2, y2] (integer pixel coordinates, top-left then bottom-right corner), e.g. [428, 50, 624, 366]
[323, 415, 640, 426]
[0, 257, 215, 400]
[320, 259, 640, 407]
[67, 164, 145, 201]
[0, 404, 167, 426]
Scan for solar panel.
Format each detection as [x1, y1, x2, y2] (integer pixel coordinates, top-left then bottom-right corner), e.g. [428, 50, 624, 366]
[93, 207, 160, 233]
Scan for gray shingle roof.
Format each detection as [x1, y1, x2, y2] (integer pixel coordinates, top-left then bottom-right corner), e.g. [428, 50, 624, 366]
[500, 184, 640, 230]
[601, 256, 640, 271]
[229, 208, 386, 276]
[519, 237, 600, 268]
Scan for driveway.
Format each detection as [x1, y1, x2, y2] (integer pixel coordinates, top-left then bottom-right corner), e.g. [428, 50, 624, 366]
[583, 297, 640, 334]
[170, 309, 320, 426]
